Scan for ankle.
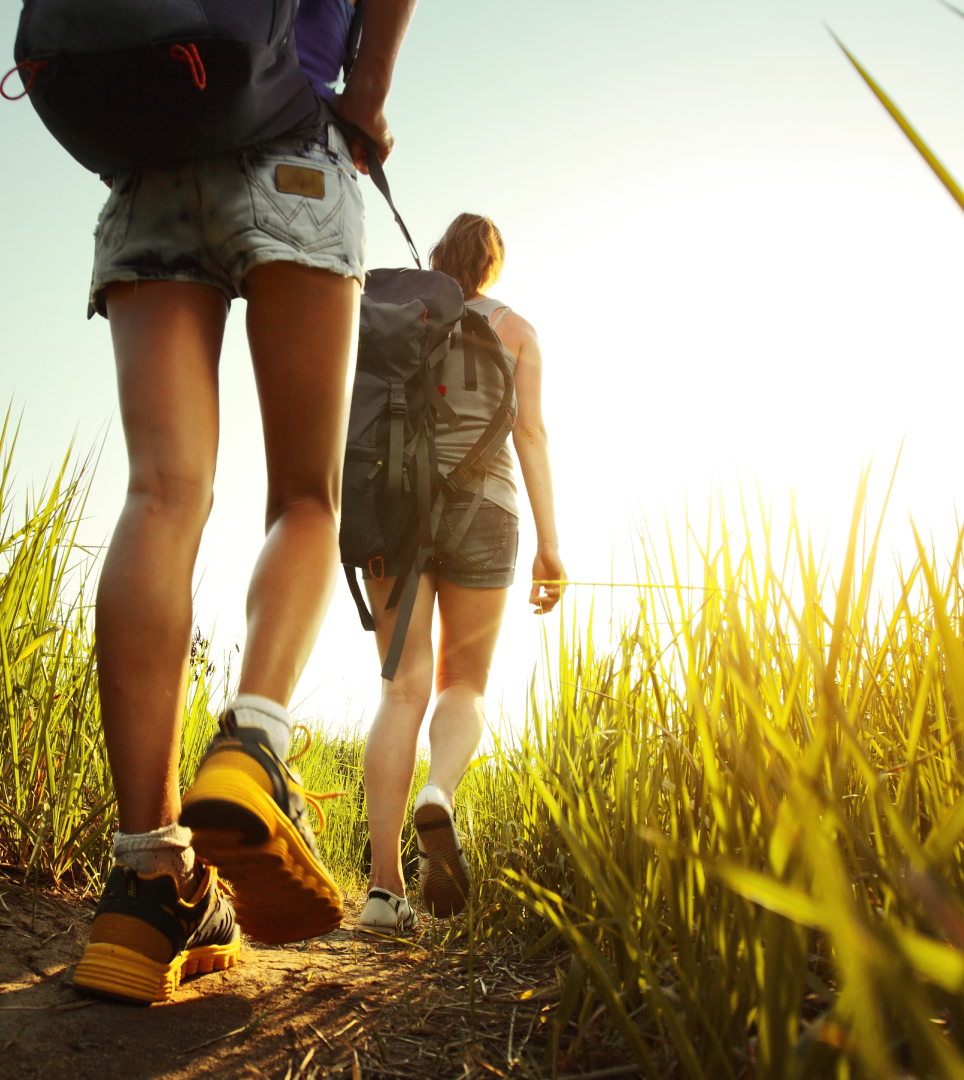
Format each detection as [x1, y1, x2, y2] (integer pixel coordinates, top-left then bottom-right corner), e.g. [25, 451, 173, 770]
[112, 823, 199, 896]
[228, 693, 292, 760]
[367, 873, 406, 897]
[424, 778, 455, 807]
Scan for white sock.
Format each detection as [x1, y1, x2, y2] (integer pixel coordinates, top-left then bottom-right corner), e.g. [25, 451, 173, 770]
[112, 823, 197, 894]
[229, 693, 292, 760]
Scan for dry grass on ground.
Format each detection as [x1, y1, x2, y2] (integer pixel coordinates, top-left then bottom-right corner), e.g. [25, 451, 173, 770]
[0, 869, 639, 1080]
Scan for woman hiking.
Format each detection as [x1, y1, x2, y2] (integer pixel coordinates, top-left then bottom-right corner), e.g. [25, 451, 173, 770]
[65, 0, 419, 1004]
[358, 213, 567, 934]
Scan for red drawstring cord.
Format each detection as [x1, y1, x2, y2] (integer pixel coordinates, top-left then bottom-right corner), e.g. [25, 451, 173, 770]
[0, 59, 49, 101]
[2, 45, 206, 100]
[368, 556, 385, 582]
[170, 43, 206, 90]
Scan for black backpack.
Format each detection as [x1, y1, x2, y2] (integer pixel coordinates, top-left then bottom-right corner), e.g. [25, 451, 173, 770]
[340, 268, 516, 680]
[5, 0, 421, 266]
[7, 0, 323, 175]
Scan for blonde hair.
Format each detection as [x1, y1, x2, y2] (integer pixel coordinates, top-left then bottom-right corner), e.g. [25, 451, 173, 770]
[429, 213, 505, 297]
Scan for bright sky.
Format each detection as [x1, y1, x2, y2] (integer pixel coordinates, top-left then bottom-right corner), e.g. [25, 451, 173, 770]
[2, 0, 963, 732]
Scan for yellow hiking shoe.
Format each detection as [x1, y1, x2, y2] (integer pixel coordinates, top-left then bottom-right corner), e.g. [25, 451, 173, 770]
[179, 714, 343, 944]
[73, 864, 240, 1004]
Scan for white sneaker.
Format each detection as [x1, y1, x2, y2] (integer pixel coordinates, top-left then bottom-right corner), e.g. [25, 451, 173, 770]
[414, 782, 470, 917]
[359, 888, 417, 936]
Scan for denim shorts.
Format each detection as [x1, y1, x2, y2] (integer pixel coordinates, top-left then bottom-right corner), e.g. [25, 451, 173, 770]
[362, 495, 520, 589]
[88, 124, 365, 318]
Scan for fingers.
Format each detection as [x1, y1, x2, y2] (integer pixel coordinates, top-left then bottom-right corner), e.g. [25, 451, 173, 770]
[350, 137, 370, 175]
[529, 581, 562, 615]
[347, 127, 395, 174]
[329, 93, 394, 173]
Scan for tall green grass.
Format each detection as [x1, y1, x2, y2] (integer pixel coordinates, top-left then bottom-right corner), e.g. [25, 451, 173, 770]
[0, 415, 111, 889]
[5, 424, 964, 1076]
[460, 475, 964, 1078]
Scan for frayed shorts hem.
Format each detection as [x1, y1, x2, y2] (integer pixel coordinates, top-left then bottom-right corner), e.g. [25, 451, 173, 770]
[88, 270, 233, 319]
[88, 129, 365, 320]
[89, 254, 362, 320]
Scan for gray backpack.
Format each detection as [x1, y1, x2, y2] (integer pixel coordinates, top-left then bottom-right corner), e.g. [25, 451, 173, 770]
[340, 268, 516, 679]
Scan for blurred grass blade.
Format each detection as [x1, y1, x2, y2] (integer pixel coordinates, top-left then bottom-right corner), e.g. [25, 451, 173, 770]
[893, 926, 964, 993]
[829, 28, 964, 213]
[711, 862, 825, 929]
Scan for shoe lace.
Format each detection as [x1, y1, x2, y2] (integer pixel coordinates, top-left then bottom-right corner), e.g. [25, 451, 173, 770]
[287, 723, 313, 762]
[286, 724, 347, 833]
[302, 788, 347, 833]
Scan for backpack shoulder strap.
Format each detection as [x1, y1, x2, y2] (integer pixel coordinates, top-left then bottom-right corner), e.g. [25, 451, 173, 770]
[343, 0, 366, 79]
[332, 122, 421, 269]
[461, 317, 477, 391]
[442, 308, 515, 495]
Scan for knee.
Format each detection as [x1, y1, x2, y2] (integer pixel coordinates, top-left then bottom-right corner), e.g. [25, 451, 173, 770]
[265, 482, 340, 534]
[128, 466, 214, 531]
[381, 669, 433, 720]
[436, 661, 488, 698]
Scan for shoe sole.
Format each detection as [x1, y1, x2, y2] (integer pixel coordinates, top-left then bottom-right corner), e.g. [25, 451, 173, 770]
[414, 801, 469, 918]
[72, 940, 240, 1005]
[357, 915, 418, 938]
[180, 757, 343, 944]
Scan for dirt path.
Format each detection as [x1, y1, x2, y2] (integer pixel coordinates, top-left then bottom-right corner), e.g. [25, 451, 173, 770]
[0, 872, 636, 1079]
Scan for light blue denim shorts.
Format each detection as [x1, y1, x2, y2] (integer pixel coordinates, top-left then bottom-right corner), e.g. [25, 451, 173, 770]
[88, 124, 365, 318]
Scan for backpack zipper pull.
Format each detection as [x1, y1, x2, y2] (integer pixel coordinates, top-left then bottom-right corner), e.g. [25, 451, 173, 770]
[366, 460, 383, 480]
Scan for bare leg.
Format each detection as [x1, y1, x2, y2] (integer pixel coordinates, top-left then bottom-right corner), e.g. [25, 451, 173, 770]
[363, 573, 437, 895]
[428, 581, 510, 803]
[239, 264, 360, 705]
[96, 282, 226, 834]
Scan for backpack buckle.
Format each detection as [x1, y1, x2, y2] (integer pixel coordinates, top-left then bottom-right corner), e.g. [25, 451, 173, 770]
[389, 388, 406, 416]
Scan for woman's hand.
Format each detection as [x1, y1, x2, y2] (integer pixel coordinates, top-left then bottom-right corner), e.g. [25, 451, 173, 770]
[530, 545, 566, 615]
[329, 0, 418, 174]
[329, 85, 393, 174]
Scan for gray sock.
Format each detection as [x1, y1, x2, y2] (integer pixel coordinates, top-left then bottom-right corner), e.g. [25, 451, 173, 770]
[112, 823, 197, 895]
[229, 693, 292, 760]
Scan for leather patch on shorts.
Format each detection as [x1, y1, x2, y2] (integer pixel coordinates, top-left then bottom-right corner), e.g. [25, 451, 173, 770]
[275, 164, 326, 200]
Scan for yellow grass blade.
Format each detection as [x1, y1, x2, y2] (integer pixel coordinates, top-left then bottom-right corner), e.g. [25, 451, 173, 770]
[711, 863, 826, 929]
[829, 29, 964, 214]
[893, 926, 964, 993]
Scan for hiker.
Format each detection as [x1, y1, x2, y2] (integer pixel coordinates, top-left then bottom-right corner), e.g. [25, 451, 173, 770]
[15, 0, 419, 1003]
[359, 213, 566, 933]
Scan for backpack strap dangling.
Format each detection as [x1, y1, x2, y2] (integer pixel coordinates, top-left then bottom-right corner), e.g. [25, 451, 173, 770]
[343, 566, 375, 632]
[439, 482, 486, 557]
[379, 425, 441, 680]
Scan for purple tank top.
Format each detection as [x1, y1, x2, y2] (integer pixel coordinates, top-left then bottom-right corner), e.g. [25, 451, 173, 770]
[294, 0, 355, 100]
